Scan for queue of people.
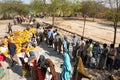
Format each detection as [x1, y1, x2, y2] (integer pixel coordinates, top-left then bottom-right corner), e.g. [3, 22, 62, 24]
[72, 36, 120, 71]
[39, 25, 120, 79]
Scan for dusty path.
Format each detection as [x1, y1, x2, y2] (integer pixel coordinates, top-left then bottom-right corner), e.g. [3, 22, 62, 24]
[36, 17, 120, 46]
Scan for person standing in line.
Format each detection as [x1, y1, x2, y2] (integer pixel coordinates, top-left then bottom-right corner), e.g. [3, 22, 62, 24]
[92, 42, 101, 68]
[77, 37, 85, 62]
[83, 40, 89, 66]
[8, 23, 12, 34]
[56, 33, 63, 54]
[99, 43, 108, 70]
[53, 29, 58, 51]
[62, 51, 72, 80]
[72, 56, 90, 80]
[72, 34, 79, 47]
[86, 39, 93, 68]
[114, 44, 120, 69]
[106, 44, 116, 71]
[72, 34, 79, 61]
[63, 36, 70, 53]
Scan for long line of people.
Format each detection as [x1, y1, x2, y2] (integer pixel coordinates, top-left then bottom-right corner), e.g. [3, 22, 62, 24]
[72, 35, 120, 71]
[37, 25, 120, 80]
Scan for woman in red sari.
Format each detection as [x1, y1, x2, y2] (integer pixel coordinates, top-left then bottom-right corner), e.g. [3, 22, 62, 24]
[37, 55, 47, 80]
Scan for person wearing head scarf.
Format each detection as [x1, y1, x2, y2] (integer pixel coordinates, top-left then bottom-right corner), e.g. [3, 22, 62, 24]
[45, 58, 57, 80]
[62, 51, 72, 80]
[28, 51, 36, 62]
[37, 55, 47, 80]
[28, 51, 38, 80]
[72, 56, 90, 80]
[19, 49, 30, 79]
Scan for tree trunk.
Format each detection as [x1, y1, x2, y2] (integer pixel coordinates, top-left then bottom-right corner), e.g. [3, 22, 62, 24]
[52, 14, 55, 27]
[93, 15, 95, 22]
[113, 22, 117, 46]
[82, 16, 86, 37]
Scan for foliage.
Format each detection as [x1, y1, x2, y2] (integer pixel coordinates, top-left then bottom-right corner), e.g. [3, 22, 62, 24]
[0, 0, 29, 19]
[80, 1, 105, 18]
[30, 0, 46, 15]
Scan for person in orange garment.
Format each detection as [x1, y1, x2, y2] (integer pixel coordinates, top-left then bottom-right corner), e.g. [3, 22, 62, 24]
[37, 55, 47, 80]
[72, 56, 90, 80]
[45, 58, 58, 80]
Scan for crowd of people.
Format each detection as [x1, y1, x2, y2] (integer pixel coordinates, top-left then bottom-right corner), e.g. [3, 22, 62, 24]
[1, 19, 120, 80]
[34, 24, 120, 80]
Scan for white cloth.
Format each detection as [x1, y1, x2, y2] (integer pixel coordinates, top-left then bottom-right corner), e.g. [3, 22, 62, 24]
[45, 67, 53, 80]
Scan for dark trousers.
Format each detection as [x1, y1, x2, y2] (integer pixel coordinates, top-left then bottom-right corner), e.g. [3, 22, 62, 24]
[106, 57, 114, 70]
[54, 42, 57, 51]
[114, 59, 120, 69]
[49, 39, 53, 46]
[8, 29, 12, 34]
[58, 45, 62, 53]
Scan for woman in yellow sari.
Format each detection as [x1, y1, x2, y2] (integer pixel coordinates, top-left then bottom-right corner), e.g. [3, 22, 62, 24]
[72, 56, 90, 80]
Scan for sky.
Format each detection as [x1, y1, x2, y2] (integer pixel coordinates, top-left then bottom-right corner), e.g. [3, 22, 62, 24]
[21, 0, 50, 4]
[21, 0, 31, 4]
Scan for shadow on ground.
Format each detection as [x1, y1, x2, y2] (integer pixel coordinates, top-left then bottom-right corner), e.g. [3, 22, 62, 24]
[5, 57, 22, 77]
[39, 42, 63, 60]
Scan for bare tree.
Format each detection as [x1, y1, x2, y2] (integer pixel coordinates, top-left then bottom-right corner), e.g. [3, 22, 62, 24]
[108, 0, 120, 45]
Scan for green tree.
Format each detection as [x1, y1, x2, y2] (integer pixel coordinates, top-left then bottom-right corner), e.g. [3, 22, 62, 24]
[48, 0, 61, 26]
[80, 0, 104, 21]
[0, 0, 29, 19]
[30, 0, 46, 15]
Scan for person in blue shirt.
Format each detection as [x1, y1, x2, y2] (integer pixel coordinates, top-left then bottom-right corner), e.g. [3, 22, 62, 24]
[47, 27, 53, 47]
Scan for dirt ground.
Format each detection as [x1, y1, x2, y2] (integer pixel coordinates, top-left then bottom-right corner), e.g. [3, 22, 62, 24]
[37, 17, 120, 46]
